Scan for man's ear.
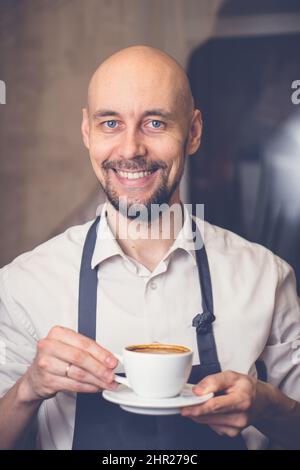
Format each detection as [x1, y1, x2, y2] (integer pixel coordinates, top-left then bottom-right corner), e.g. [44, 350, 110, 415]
[187, 109, 202, 155]
[81, 108, 90, 150]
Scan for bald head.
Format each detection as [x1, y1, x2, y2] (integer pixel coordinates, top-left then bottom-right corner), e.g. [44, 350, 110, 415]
[87, 45, 194, 121]
[81, 45, 202, 214]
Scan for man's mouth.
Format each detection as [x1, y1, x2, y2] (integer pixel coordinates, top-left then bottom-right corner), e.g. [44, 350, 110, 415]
[112, 169, 156, 180]
[110, 167, 160, 187]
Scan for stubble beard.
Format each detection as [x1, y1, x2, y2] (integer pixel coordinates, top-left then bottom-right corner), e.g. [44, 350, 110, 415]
[103, 169, 182, 222]
[100, 140, 188, 222]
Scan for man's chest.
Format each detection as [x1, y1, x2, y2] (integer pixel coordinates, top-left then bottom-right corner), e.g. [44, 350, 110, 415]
[28, 253, 274, 376]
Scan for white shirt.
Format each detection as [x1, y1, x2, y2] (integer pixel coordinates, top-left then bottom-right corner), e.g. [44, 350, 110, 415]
[0, 203, 300, 450]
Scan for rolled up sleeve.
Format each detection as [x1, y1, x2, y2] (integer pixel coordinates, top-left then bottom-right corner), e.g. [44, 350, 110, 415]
[0, 265, 37, 398]
[259, 256, 300, 401]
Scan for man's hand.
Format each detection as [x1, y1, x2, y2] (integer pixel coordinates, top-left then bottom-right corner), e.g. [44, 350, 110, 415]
[17, 325, 119, 404]
[180, 370, 276, 437]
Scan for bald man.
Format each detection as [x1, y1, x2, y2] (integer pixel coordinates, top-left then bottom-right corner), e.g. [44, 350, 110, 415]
[0, 46, 300, 450]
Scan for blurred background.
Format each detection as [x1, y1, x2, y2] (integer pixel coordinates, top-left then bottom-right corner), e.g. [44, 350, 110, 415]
[1, 0, 300, 290]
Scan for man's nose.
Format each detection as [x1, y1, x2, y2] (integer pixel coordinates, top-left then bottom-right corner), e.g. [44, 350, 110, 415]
[118, 129, 147, 159]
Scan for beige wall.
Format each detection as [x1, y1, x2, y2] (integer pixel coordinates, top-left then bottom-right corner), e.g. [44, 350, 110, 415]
[0, 0, 222, 267]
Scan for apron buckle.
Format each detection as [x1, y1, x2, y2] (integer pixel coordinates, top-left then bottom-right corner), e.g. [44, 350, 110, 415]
[192, 311, 216, 334]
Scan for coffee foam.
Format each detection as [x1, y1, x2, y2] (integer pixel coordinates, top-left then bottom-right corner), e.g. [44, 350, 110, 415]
[126, 343, 190, 354]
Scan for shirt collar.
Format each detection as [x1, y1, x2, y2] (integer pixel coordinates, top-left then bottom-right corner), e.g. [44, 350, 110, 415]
[159, 204, 197, 266]
[91, 202, 198, 269]
[91, 202, 127, 269]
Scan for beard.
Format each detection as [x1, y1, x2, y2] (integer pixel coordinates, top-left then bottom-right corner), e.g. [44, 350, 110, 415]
[101, 154, 185, 222]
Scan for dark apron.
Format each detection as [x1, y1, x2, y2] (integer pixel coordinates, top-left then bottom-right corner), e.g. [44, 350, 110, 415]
[72, 215, 247, 450]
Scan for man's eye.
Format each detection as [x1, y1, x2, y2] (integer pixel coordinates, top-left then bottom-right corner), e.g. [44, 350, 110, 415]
[149, 120, 163, 129]
[103, 120, 118, 129]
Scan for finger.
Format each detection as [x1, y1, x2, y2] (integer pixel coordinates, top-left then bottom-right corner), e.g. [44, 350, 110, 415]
[47, 326, 118, 368]
[37, 355, 118, 390]
[37, 355, 70, 376]
[182, 412, 248, 428]
[210, 425, 226, 435]
[181, 392, 247, 416]
[50, 376, 105, 394]
[188, 418, 241, 438]
[66, 364, 118, 390]
[193, 370, 240, 395]
[209, 425, 239, 437]
[37, 338, 115, 383]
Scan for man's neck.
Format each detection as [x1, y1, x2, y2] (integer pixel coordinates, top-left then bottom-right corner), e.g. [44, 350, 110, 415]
[105, 197, 184, 272]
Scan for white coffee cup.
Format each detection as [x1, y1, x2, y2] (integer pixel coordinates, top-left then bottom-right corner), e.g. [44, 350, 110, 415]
[113, 343, 193, 398]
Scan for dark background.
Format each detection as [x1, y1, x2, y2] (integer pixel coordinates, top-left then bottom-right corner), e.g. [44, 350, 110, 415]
[188, 1, 300, 291]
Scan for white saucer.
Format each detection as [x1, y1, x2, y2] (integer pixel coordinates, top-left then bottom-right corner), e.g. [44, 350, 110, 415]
[102, 383, 214, 415]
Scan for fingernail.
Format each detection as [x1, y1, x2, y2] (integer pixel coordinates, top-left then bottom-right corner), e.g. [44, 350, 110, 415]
[193, 386, 208, 395]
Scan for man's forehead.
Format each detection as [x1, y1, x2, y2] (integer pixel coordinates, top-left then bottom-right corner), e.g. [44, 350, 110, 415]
[87, 47, 193, 114]
[89, 66, 178, 113]
[90, 94, 178, 120]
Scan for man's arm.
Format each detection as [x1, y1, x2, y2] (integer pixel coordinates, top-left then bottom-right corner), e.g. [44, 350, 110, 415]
[180, 371, 300, 449]
[0, 378, 42, 449]
[0, 326, 119, 449]
[254, 381, 300, 449]
[0, 268, 119, 449]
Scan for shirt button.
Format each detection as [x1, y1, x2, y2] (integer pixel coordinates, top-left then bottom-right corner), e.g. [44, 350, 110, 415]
[150, 281, 157, 290]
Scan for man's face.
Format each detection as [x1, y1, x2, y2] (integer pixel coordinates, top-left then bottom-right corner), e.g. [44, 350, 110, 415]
[82, 55, 200, 219]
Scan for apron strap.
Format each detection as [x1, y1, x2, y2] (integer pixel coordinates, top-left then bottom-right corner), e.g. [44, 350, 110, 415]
[191, 218, 221, 373]
[77, 216, 100, 339]
[73, 216, 100, 449]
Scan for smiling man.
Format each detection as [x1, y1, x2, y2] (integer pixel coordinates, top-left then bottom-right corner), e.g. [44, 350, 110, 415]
[0, 45, 300, 450]
[84, 47, 195, 210]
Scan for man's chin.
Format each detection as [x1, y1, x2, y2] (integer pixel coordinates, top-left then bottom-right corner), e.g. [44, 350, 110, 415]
[105, 180, 175, 221]
[119, 200, 157, 221]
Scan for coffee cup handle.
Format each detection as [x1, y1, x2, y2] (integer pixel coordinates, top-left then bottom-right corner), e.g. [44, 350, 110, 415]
[113, 353, 130, 388]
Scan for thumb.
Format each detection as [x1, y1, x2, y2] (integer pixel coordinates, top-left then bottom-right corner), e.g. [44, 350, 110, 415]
[192, 371, 234, 396]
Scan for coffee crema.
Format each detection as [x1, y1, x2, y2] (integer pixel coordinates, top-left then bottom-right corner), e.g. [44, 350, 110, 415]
[126, 344, 190, 354]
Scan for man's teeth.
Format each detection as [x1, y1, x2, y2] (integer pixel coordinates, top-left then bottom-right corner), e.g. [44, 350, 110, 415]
[117, 170, 153, 179]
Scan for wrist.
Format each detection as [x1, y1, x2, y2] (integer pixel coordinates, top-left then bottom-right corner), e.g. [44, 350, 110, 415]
[254, 380, 296, 424]
[16, 374, 43, 408]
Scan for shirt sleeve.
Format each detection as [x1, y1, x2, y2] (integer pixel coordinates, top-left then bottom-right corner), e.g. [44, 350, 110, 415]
[0, 265, 38, 398]
[259, 255, 300, 401]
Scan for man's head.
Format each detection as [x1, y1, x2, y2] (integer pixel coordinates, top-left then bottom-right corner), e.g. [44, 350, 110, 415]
[81, 45, 202, 219]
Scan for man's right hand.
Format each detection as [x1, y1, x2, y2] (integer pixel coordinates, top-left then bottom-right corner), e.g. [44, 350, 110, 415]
[17, 326, 119, 404]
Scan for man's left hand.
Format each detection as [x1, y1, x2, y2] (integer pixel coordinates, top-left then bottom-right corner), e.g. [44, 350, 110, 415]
[180, 370, 272, 437]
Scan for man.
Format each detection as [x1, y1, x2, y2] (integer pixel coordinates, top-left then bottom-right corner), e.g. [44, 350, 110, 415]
[0, 45, 300, 450]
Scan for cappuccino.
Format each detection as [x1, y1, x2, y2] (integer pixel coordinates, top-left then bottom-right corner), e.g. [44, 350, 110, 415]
[114, 342, 193, 398]
[126, 344, 190, 355]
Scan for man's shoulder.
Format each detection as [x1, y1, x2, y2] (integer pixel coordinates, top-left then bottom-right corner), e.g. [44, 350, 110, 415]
[0, 218, 96, 285]
[197, 217, 290, 276]
[200, 218, 266, 252]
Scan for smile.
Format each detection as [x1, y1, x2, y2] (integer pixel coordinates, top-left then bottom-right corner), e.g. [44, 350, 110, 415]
[111, 168, 159, 187]
[116, 170, 153, 179]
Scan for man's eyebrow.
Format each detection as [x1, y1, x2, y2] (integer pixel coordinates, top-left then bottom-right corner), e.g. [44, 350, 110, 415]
[92, 108, 175, 121]
[92, 110, 119, 120]
[142, 109, 175, 120]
